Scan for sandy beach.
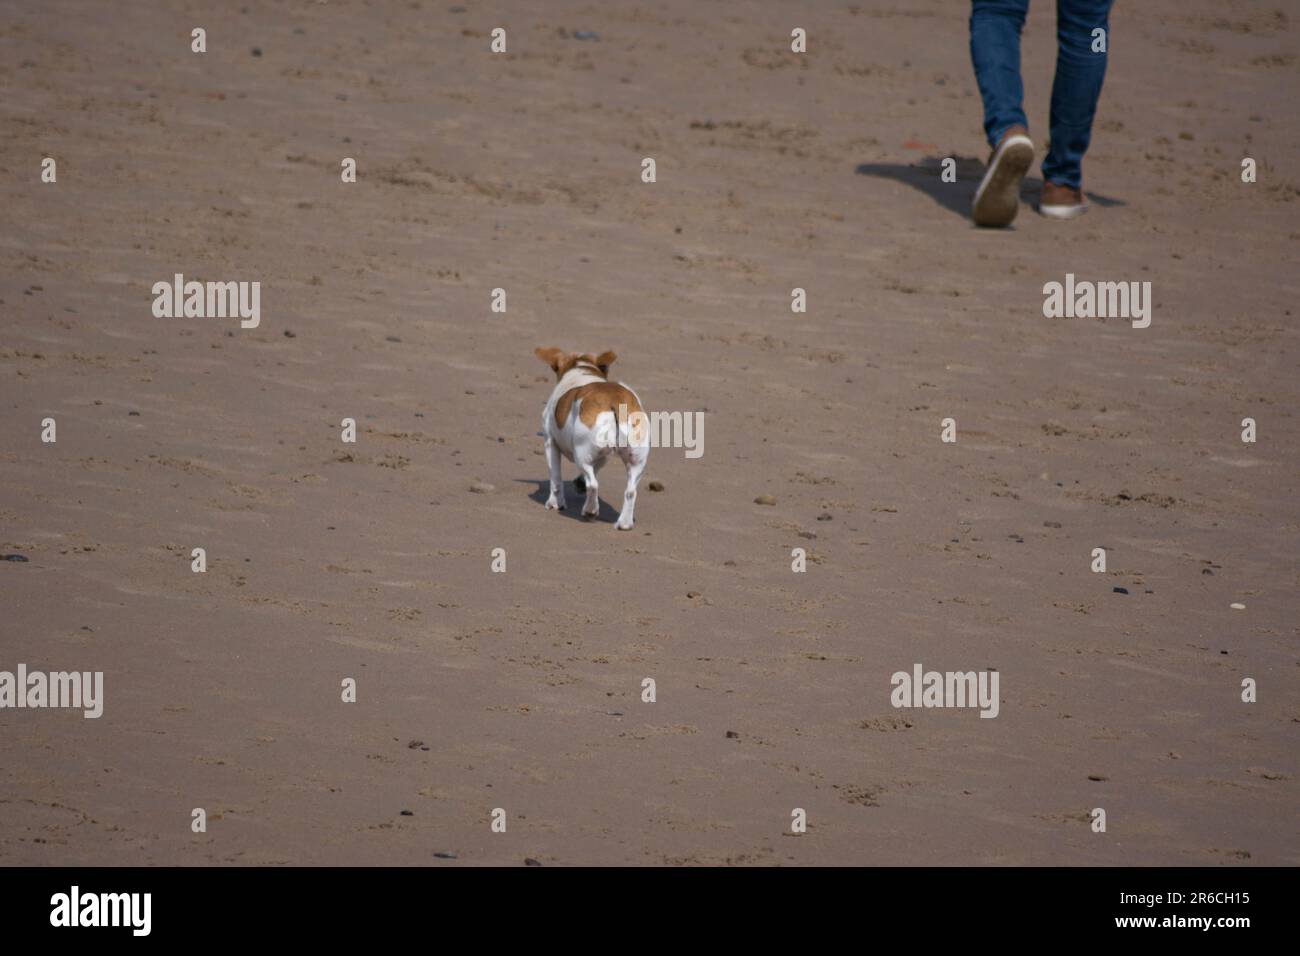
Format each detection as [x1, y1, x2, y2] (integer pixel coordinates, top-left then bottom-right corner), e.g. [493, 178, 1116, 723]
[1, 0, 1297, 865]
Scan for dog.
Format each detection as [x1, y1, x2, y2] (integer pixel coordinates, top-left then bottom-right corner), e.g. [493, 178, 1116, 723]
[534, 347, 649, 530]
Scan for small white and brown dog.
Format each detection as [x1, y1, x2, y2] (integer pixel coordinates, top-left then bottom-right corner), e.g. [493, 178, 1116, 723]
[534, 347, 649, 530]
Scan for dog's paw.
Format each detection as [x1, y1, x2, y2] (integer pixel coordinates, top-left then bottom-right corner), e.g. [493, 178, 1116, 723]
[545, 495, 566, 511]
[615, 518, 634, 530]
[581, 505, 600, 518]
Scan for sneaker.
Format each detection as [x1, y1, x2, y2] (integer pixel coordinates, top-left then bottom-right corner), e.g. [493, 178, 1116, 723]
[971, 126, 1034, 227]
[1039, 181, 1089, 219]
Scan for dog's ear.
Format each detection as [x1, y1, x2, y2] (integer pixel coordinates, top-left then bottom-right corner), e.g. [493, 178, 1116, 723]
[534, 347, 565, 375]
[595, 350, 617, 376]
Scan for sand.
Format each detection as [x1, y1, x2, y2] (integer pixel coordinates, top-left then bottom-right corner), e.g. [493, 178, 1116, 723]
[1, 0, 1296, 865]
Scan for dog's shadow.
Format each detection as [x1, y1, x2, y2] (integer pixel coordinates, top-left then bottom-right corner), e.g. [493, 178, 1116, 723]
[515, 478, 622, 523]
[854, 155, 1125, 221]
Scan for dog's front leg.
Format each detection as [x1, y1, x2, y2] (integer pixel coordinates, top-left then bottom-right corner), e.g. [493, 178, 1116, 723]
[579, 460, 601, 518]
[544, 436, 566, 510]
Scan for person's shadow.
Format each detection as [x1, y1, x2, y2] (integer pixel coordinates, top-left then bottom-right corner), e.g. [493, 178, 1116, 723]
[855, 155, 1124, 222]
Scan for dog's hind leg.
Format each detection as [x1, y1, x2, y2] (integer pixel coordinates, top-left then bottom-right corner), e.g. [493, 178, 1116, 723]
[544, 437, 566, 511]
[614, 446, 647, 530]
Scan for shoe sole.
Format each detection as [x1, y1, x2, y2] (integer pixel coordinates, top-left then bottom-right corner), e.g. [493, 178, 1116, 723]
[971, 135, 1034, 227]
[1039, 200, 1089, 220]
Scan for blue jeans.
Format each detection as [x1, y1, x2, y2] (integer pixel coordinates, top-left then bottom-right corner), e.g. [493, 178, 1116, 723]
[970, 0, 1113, 188]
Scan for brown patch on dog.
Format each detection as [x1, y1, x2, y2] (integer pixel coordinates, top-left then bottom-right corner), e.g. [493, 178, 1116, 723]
[554, 386, 579, 428]
[554, 383, 644, 432]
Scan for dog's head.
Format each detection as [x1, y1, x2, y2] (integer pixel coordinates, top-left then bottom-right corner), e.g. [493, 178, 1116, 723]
[534, 347, 617, 381]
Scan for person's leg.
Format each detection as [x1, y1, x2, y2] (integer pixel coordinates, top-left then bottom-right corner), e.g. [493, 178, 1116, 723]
[970, 0, 1035, 226]
[1043, 0, 1114, 189]
[970, 0, 1031, 147]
